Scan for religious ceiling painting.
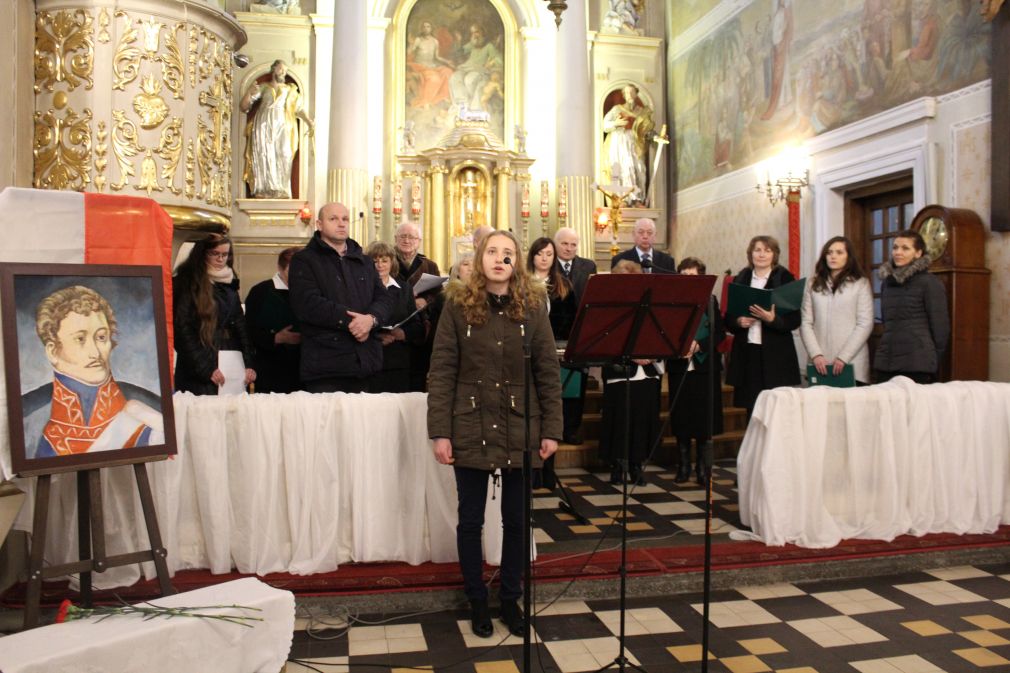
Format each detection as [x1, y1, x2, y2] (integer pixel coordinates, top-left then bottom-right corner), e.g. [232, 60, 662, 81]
[672, 0, 991, 189]
[404, 0, 506, 151]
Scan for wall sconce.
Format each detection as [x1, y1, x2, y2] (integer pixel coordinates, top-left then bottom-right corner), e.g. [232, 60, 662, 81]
[756, 168, 809, 206]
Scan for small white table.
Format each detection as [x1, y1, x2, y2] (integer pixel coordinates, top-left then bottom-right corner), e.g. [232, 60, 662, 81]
[736, 378, 1010, 548]
[0, 577, 294, 673]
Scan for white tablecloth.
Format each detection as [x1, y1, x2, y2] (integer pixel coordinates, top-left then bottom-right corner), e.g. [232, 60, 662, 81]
[736, 378, 1010, 548]
[10, 392, 511, 588]
[0, 577, 294, 673]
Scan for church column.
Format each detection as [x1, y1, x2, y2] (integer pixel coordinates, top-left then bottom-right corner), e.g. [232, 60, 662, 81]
[494, 162, 511, 232]
[554, 1, 594, 255]
[327, 0, 368, 242]
[430, 161, 448, 270]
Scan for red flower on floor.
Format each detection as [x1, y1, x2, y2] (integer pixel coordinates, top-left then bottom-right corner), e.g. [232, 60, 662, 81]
[55, 599, 72, 623]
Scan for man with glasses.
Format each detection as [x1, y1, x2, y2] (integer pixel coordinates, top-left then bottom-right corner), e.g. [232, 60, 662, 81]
[393, 222, 442, 391]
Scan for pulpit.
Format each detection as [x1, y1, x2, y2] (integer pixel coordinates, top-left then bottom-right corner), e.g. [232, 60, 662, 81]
[398, 115, 533, 270]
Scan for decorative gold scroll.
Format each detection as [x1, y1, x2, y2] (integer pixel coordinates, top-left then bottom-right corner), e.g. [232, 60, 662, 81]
[156, 117, 184, 195]
[110, 109, 140, 190]
[34, 9, 95, 93]
[112, 11, 141, 91]
[94, 120, 108, 192]
[33, 106, 93, 190]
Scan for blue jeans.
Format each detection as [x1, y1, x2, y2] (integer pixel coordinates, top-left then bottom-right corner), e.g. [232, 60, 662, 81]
[453, 466, 524, 602]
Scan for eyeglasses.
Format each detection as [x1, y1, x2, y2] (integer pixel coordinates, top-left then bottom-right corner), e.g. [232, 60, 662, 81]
[207, 251, 229, 259]
[395, 235, 419, 241]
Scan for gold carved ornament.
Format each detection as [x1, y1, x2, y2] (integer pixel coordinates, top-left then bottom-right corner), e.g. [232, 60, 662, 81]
[98, 8, 110, 43]
[112, 11, 141, 91]
[94, 120, 108, 192]
[33, 106, 93, 190]
[34, 9, 95, 93]
[184, 138, 196, 199]
[110, 109, 140, 191]
[133, 74, 169, 128]
[138, 150, 162, 195]
[161, 24, 186, 100]
[156, 117, 184, 195]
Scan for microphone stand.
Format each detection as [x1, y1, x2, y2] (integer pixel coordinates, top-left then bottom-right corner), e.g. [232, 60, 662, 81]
[700, 297, 716, 672]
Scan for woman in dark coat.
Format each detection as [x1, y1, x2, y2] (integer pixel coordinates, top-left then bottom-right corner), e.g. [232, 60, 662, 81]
[874, 230, 949, 383]
[173, 233, 255, 395]
[427, 231, 562, 639]
[366, 241, 425, 393]
[244, 246, 302, 393]
[669, 258, 725, 484]
[726, 235, 801, 419]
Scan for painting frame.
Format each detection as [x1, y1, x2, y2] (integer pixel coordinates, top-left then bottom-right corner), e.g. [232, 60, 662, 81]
[1, 263, 177, 477]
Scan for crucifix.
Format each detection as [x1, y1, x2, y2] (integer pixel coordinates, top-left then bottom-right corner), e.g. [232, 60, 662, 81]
[199, 76, 227, 163]
[461, 173, 479, 235]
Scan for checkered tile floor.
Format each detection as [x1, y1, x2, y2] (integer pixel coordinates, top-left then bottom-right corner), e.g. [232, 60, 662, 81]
[531, 465, 740, 550]
[286, 562, 1010, 672]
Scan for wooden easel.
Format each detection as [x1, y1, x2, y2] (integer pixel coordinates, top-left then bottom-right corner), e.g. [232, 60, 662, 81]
[23, 459, 175, 629]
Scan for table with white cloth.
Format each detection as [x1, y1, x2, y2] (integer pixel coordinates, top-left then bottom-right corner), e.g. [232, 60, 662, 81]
[735, 378, 1010, 548]
[6, 392, 514, 588]
[0, 577, 293, 673]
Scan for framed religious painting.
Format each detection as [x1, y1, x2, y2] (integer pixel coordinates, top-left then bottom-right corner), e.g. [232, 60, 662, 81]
[402, 0, 508, 151]
[0, 263, 177, 477]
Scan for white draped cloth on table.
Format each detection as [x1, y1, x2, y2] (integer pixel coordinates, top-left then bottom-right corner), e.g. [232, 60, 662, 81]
[0, 578, 293, 673]
[10, 392, 513, 588]
[736, 378, 1010, 548]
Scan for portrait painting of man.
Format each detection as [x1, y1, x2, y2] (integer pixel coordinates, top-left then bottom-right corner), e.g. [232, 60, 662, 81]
[1, 264, 176, 476]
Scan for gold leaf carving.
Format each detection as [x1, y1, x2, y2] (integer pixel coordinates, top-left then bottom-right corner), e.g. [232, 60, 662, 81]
[133, 74, 169, 129]
[161, 24, 185, 100]
[94, 120, 108, 192]
[156, 117, 183, 195]
[196, 117, 211, 201]
[112, 12, 141, 91]
[33, 106, 93, 191]
[98, 8, 110, 43]
[184, 138, 195, 199]
[34, 9, 95, 92]
[110, 109, 141, 191]
[137, 149, 162, 195]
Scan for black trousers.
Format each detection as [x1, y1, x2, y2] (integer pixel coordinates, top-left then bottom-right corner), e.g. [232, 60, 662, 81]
[875, 370, 935, 384]
[453, 466, 524, 602]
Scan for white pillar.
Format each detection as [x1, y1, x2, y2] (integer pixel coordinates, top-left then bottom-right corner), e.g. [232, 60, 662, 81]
[328, 0, 368, 242]
[554, 2, 594, 256]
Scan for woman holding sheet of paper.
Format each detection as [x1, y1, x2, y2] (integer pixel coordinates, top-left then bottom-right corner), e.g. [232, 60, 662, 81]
[800, 236, 873, 385]
[726, 235, 801, 419]
[367, 241, 424, 393]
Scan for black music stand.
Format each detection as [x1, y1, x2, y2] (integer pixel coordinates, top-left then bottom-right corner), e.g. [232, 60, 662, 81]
[564, 273, 715, 672]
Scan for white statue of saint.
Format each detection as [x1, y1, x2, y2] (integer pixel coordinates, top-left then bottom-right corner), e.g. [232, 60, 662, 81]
[602, 0, 645, 35]
[601, 84, 654, 205]
[240, 60, 314, 199]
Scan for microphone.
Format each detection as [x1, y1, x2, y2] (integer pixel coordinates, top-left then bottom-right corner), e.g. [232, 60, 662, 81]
[641, 257, 653, 271]
[503, 256, 512, 266]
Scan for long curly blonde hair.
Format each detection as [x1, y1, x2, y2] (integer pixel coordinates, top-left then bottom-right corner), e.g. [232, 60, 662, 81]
[448, 230, 545, 325]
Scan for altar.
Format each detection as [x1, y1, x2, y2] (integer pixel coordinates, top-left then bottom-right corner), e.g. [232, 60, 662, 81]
[11, 392, 511, 589]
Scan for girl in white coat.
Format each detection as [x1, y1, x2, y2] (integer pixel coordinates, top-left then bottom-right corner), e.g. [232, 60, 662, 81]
[800, 236, 874, 384]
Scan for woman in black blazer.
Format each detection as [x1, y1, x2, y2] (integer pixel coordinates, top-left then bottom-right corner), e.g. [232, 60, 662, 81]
[726, 236, 801, 419]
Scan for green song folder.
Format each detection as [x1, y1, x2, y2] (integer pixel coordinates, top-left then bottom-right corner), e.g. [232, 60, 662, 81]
[807, 363, 856, 388]
[726, 277, 806, 318]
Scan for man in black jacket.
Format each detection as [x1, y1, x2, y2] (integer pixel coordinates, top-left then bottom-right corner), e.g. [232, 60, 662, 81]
[610, 218, 675, 273]
[553, 226, 597, 445]
[289, 202, 393, 393]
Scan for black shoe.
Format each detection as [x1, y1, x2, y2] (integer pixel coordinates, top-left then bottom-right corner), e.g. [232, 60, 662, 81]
[695, 464, 709, 485]
[609, 465, 623, 485]
[673, 463, 690, 484]
[500, 599, 525, 637]
[470, 599, 493, 638]
[633, 471, 646, 486]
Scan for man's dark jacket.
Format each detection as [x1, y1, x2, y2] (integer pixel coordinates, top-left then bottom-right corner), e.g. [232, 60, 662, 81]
[288, 233, 393, 382]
